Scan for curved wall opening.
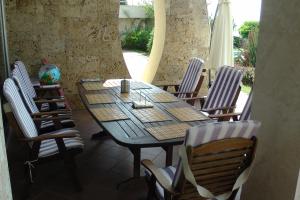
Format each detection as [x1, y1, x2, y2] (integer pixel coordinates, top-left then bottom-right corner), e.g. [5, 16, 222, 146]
[119, 0, 156, 81]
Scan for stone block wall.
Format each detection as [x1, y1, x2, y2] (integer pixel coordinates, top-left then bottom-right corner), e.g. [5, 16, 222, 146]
[6, 0, 129, 108]
[5, 0, 210, 107]
[153, 0, 210, 94]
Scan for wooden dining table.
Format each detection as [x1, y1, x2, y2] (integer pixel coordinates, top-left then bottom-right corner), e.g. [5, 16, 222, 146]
[77, 79, 211, 178]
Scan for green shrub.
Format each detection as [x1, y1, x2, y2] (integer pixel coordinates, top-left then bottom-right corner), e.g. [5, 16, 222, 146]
[240, 67, 255, 86]
[146, 29, 154, 53]
[239, 21, 259, 39]
[248, 27, 259, 67]
[234, 36, 243, 49]
[121, 28, 152, 52]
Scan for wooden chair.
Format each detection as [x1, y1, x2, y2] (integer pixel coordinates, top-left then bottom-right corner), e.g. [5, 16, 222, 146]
[13, 61, 69, 110]
[3, 78, 84, 191]
[157, 58, 205, 105]
[209, 90, 253, 121]
[142, 120, 261, 200]
[12, 68, 75, 132]
[183, 66, 243, 116]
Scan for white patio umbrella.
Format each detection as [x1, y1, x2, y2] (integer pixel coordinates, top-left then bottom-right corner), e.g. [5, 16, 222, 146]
[207, 0, 234, 81]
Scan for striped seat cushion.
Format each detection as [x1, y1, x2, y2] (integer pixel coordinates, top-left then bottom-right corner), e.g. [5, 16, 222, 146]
[145, 166, 177, 200]
[177, 58, 204, 98]
[39, 128, 84, 158]
[40, 102, 66, 112]
[202, 66, 243, 113]
[40, 119, 75, 129]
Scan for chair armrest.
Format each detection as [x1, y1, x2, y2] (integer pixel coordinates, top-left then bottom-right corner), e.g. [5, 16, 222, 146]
[33, 115, 70, 122]
[141, 159, 177, 195]
[31, 110, 71, 117]
[35, 98, 65, 104]
[181, 96, 206, 101]
[35, 84, 61, 90]
[156, 83, 180, 87]
[22, 131, 79, 142]
[208, 112, 241, 120]
[170, 91, 197, 96]
[201, 106, 236, 113]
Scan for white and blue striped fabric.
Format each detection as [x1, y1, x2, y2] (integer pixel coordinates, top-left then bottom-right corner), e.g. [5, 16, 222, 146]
[149, 120, 261, 199]
[14, 61, 37, 99]
[202, 66, 243, 112]
[240, 91, 253, 121]
[3, 79, 83, 158]
[12, 68, 40, 114]
[12, 68, 74, 128]
[177, 58, 204, 98]
[4, 78, 39, 138]
[38, 128, 83, 158]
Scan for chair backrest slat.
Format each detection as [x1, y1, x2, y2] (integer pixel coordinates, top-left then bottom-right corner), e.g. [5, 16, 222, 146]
[14, 61, 37, 98]
[12, 68, 39, 114]
[3, 78, 38, 138]
[172, 120, 261, 200]
[203, 66, 243, 110]
[240, 90, 253, 121]
[177, 58, 204, 98]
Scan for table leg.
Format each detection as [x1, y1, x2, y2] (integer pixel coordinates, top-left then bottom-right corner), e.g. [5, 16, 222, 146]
[130, 148, 141, 178]
[163, 146, 173, 166]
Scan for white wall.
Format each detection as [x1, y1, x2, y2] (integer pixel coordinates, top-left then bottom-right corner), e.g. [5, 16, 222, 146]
[0, 102, 12, 200]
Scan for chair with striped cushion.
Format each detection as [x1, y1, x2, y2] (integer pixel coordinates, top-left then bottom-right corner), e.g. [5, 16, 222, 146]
[12, 68, 75, 132]
[142, 120, 261, 200]
[186, 66, 243, 115]
[209, 90, 253, 121]
[3, 78, 83, 190]
[13, 61, 68, 110]
[157, 58, 205, 105]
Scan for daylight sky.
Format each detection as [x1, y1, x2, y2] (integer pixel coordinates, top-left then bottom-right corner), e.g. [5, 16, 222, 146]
[207, 0, 262, 28]
[127, 0, 262, 29]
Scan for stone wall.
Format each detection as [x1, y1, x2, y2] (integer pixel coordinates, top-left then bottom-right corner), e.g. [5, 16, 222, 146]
[6, 0, 130, 108]
[152, 0, 210, 93]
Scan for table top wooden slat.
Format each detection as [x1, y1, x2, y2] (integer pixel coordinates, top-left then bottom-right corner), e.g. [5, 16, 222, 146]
[77, 80, 211, 148]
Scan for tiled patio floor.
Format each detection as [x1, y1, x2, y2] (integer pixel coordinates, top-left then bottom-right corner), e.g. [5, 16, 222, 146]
[7, 109, 180, 200]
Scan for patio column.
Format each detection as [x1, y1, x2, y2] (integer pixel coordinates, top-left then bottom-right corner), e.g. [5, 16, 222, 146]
[242, 0, 300, 199]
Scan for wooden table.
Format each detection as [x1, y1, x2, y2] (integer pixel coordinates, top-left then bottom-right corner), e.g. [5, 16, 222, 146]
[77, 80, 210, 178]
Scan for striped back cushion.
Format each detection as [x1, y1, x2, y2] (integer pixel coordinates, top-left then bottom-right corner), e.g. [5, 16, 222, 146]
[177, 58, 204, 98]
[12, 68, 39, 114]
[203, 66, 243, 110]
[3, 79, 38, 138]
[172, 120, 261, 187]
[14, 61, 37, 98]
[240, 90, 253, 121]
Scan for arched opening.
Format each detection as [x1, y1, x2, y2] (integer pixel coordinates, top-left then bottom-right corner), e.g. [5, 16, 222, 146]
[119, 0, 155, 81]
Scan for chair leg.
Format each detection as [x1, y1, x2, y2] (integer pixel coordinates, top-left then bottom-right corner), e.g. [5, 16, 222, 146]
[146, 175, 156, 200]
[23, 163, 32, 199]
[64, 154, 82, 192]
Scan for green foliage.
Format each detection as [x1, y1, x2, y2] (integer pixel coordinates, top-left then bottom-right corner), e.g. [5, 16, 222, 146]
[143, 2, 154, 19]
[248, 27, 259, 67]
[239, 21, 259, 39]
[146, 29, 154, 53]
[234, 36, 243, 49]
[121, 28, 152, 52]
[241, 67, 255, 86]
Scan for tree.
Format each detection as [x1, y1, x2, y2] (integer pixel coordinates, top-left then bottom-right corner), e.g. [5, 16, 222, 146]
[239, 21, 259, 39]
